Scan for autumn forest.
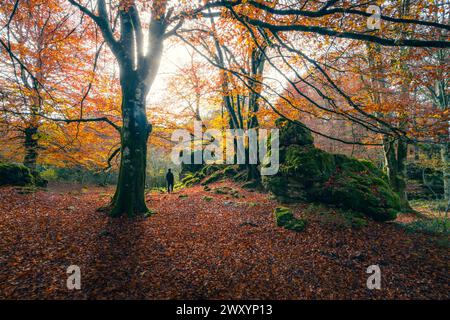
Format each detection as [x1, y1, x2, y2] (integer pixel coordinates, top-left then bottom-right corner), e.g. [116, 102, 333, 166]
[0, 0, 449, 301]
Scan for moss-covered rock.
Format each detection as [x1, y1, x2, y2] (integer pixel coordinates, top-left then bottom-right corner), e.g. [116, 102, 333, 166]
[274, 206, 295, 226]
[179, 150, 205, 179]
[0, 163, 34, 186]
[198, 165, 248, 186]
[180, 172, 202, 187]
[200, 164, 222, 177]
[318, 157, 400, 221]
[276, 118, 314, 147]
[242, 180, 259, 190]
[263, 120, 400, 222]
[201, 170, 223, 185]
[274, 206, 307, 232]
[223, 165, 239, 177]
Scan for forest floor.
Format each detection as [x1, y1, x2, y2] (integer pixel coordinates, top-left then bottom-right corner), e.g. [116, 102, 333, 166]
[0, 182, 448, 299]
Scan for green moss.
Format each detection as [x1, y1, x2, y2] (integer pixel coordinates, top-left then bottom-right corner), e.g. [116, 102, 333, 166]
[263, 119, 401, 222]
[214, 187, 229, 194]
[320, 170, 400, 222]
[202, 170, 223, 185]
[262, 175, 287, 196]
[31, 170, 47, 187]
[174, 182, 184, 190]
[200, 164, 221, 177]
[179, 170, 205, 187]
[223, 165, 239, 177]
[274, 206, 307, 232]
[232, 170, 248, 182]
[283, 145, 335, 183]
[351, 217, 368, 229]
[242, 180, 259, 189]
[274, 206, 295, 227]
[285, 219, 307, 232]
[203, 196, 213, 202]
[410, 199, 448, 212]
[399, 218, 449, 236]
[0, 163, 34, 186]
[276, 118, 314, 146]
[181, 173, 195, 184]
[182, 176, 201, 187]
[245, 202, 257, 207]
[40, 168, 58, 181]
[303, 203, 368, 229]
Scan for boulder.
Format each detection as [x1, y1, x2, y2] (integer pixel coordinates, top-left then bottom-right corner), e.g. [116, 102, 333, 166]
[276, 118, 314, 147]
[274, 206, 307, 232]
[262, 120, 401, 221]
[0, 163, 34, 186]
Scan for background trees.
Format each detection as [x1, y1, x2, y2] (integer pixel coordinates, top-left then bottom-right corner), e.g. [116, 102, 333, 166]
[0, 0, 122, 175]
[0, 0, 448, 215]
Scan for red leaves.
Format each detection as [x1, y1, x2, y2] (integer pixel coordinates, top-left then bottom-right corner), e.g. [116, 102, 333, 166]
[0, 183, 448, 299]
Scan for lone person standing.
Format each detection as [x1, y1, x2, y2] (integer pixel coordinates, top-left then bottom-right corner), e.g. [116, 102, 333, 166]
[166, 169, 174, 193]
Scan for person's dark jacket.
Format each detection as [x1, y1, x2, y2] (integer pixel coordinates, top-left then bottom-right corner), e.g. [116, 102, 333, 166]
[166, 172, 174, 184]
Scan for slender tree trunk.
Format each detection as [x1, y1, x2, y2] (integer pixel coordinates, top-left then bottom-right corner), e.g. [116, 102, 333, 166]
[383, 136, 410, 209]
[23, 126, 39, 171]
[441, 142, 450, 201]
[383, 136, 398, 188]
[397, 137, 409, 206]
[414, 144, 420, 161]
[245, 47, 266, 182]
[366, 41, 410, 209]
[395, 0, 411, 209]
[111, 77, 151, 217]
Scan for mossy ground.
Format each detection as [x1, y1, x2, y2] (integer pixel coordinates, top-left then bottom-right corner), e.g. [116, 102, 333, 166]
[274, 206, 307, 232]
[301, 203, 368, 230]
[179, 164, 248, 189]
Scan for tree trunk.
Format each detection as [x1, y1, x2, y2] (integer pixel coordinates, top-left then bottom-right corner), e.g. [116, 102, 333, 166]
[383, 136, 410, 209]
[441, 142, 450, 201]
[246, 161, 260, 181]
[383, 137, 398, 187]
[110, 81, 151, 217]
[23, 126, 39, 171]
[397, 137, 409, 207]
[245, 47, 266, 183]
[68, 0, 166, 218]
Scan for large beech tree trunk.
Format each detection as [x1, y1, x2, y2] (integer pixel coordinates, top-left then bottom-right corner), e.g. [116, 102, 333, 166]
[68, 0, 168, 217]
[111, 78, 152, 216]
